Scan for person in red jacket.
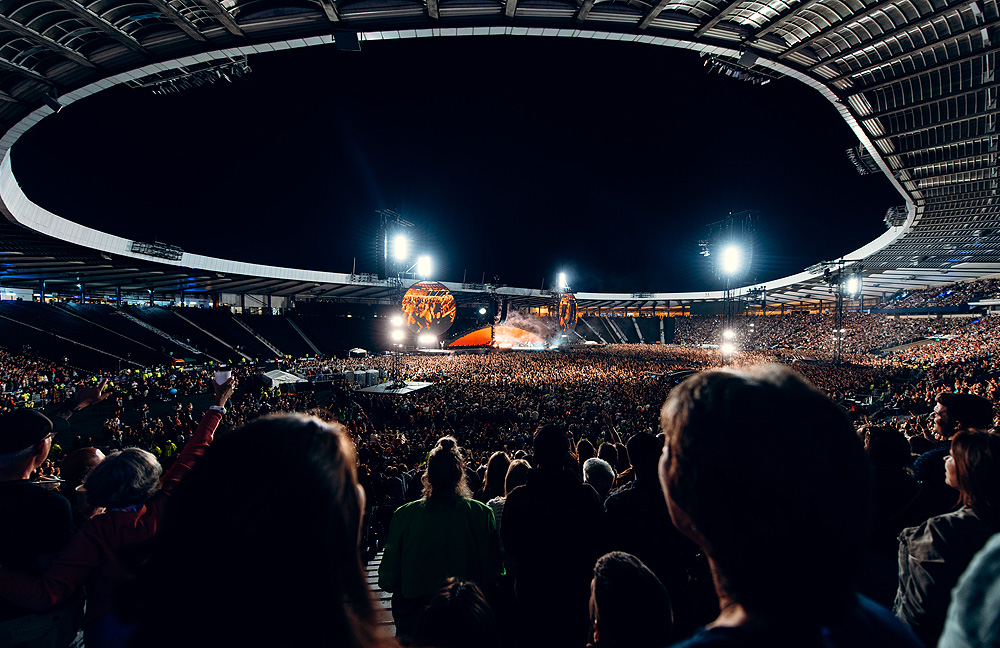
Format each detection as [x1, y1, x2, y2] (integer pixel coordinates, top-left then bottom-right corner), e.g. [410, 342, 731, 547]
[0, 377, 235, 648]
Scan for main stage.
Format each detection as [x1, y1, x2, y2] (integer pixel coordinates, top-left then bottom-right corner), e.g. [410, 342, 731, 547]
[358, 381, 435, 395]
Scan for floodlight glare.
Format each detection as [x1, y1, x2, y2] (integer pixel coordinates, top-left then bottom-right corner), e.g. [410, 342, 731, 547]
[390, 329, 404, 342]
[844, 276, 861, 296]
[720, 245, 743, 276]
[722, 329, 735, 340]
[558, 272, 568, 290]
[720, 342, 736, 355]
[391, 316, 403, 327]
[416, 255, 432, 278]
[479, 307, 487, 315]
[418, 333, 436, 346]
[392, 234, 410, 262]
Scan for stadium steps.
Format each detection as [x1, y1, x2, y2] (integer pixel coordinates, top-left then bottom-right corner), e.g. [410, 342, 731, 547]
[66, 304, 192, 361]
[118, 309, 214, 362]
[0, 307, 139, 371]
[632, 318, 644, 343]
[579, 317, 607, 343]
[232, 316, 285, 357]
[603, 318, 627, 343]
[611, 317, 640, 344]
[366, 551, 396, 634]
[177, 308, 281, 360]
[55, 303, 166, 363]
[597, 318, 618, 343]
[286, 318, 322, 355]
[126, 306, 241, 363]
[172, 310, 253, 363]
[236, 315, 313, 357]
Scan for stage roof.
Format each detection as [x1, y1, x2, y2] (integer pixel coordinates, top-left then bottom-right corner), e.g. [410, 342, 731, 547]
[0, 0, 995, 307]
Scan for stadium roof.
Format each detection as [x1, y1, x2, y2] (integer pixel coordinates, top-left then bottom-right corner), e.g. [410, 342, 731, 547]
[0, 0, 995, 308]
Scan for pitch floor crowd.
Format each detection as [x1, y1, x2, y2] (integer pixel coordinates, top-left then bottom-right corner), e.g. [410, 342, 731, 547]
[2, 310, 1000, 647]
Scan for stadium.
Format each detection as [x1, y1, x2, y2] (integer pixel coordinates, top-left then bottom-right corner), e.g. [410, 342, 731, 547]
[0, 1, 998, 647]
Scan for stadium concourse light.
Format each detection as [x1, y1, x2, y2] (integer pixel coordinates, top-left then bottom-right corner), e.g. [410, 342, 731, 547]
[416, 255, 433, 278]
[390, 329, 404, 342]
[392, 234, 410, 262]
[720, 245, 743, 276]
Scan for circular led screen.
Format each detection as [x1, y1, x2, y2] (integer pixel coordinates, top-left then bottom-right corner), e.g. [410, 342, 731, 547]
[558, 293, 578, 331]
[402, 281, 457, 335]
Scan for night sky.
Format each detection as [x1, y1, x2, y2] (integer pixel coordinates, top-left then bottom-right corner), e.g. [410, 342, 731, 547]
[11, 36, 901, 293]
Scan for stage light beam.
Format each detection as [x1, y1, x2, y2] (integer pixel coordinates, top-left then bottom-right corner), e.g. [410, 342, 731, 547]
[390, 329, 404, 342]
[720, 342, 736, 355]
[558, 272, 568, 290]
[391, 316, 403, 327]
[418, 333, 436, 347]
[722, 329, 735, 340]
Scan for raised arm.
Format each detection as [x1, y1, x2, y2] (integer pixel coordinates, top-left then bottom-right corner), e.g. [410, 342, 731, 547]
[160, 376, 236, 494]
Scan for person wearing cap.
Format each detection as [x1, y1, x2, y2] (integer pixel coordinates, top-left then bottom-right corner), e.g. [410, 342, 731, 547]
[0, 379, 110, 648]
[0, 377, 235, 648]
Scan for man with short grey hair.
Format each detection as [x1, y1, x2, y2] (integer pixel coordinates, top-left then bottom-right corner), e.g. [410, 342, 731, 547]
[583, 457, 615, 502]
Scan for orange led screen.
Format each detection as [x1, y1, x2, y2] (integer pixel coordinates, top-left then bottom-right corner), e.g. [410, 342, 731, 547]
[401, 281, 457, 335]
[558, 294, 578, 331]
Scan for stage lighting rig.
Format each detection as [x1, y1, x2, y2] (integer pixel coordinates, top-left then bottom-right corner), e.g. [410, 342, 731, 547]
[128, 55, 251, 95]
[701, 52, 779, 85]
[884, 205, 908, 229]
[846, 143, 881, 176]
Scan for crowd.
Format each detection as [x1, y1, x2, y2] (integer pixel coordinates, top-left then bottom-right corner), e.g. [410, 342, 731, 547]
[673, 312, 972, 354]
[2, 293, 1000, 648]
[878, 278, 1000, 309]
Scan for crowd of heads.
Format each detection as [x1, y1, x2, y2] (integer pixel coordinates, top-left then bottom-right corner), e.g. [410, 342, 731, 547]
[3, 279, 1000, 646]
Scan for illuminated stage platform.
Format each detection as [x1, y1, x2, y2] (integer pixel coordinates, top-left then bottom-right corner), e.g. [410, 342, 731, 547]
[358, 381, 435, 395]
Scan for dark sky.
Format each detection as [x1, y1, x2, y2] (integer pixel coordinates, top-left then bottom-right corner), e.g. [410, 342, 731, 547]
[11, 36, 901, 293]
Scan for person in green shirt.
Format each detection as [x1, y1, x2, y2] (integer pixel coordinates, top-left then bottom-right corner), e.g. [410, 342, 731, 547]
[379, 436, 502, 640]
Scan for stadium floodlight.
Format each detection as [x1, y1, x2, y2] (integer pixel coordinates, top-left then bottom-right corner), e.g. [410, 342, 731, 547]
[418, 333, 436, 347]
[558, 272, 569, 291]
[390, 329, 404, 342]
[722, 329, 735, 340]
[844, 275, 862, 297]
[720, 342, 736, 355]
[479, 307, 487, 315]
[392, 234, 410, 262]
[416, 255, 432, 278]
[720, 245, 743, 276]
[391, 316, 403, 327]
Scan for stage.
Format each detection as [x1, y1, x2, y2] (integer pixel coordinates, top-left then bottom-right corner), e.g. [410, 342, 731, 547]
[358, 380, 435, 395]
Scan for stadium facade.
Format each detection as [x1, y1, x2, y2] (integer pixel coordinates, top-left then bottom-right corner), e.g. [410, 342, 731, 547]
[0, 0, 994, 314]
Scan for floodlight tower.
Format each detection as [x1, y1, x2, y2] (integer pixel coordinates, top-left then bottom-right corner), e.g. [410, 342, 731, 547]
[700, 211, 758, 360]
[822, 260, 864, 365]
[376, 209, 415, 281]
